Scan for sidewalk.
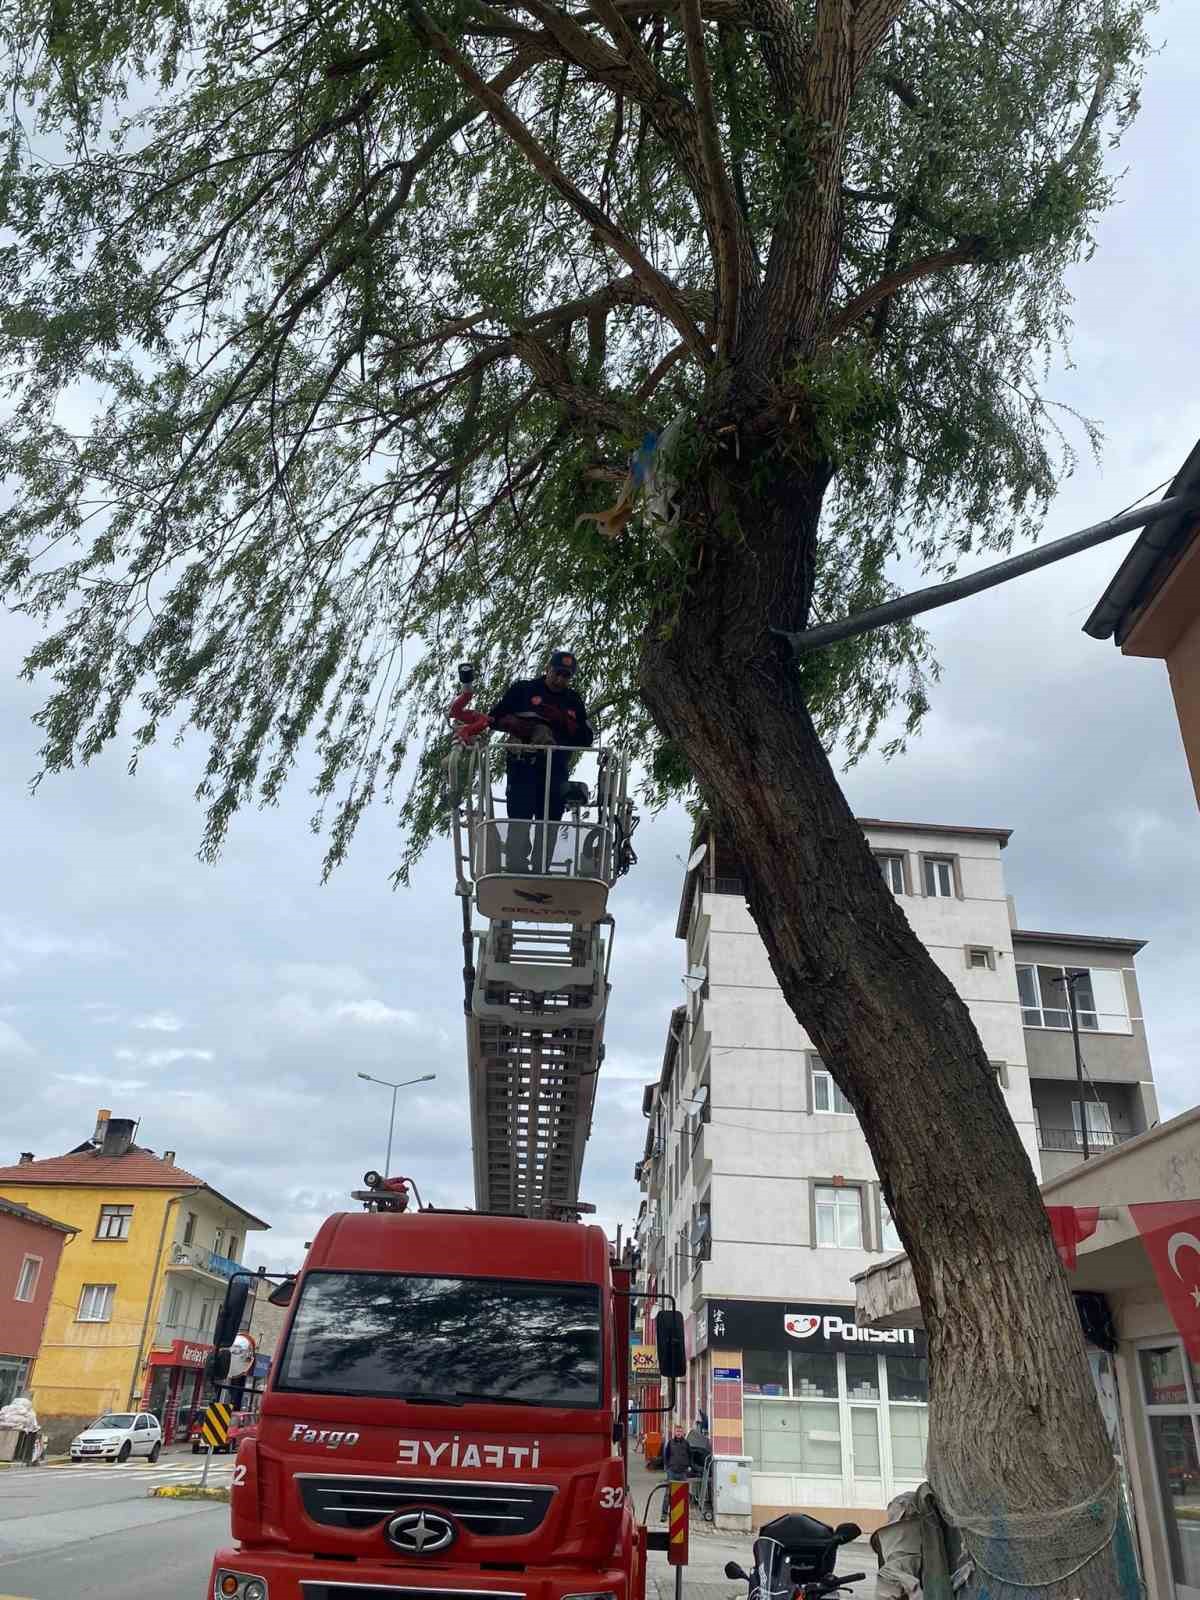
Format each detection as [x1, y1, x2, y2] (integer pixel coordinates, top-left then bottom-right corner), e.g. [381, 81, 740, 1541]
[628, 1450, 875, 1600]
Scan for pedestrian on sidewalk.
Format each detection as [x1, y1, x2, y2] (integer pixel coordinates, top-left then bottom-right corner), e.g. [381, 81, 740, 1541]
[661, 1425, 691, 1520]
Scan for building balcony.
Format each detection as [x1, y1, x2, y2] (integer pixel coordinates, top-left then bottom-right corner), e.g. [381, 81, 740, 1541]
[168, 1241, 242, 1283]
[1036, 1125, 1135, 1153]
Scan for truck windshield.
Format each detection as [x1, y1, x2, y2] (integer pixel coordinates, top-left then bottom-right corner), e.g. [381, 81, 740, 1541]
[277, 1272, 603, 1407]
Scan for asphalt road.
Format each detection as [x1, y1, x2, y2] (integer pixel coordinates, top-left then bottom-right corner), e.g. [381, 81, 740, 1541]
[0, 1450, 234, 1600]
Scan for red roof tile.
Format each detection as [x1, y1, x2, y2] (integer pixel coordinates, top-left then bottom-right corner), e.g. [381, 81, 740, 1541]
[0, 1144, 205, 1189]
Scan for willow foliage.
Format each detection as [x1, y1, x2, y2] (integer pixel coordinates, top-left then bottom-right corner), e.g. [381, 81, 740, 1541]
[0, 0, 1152, 871]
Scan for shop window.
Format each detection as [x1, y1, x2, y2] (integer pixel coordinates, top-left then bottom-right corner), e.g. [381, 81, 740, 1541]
[886, 1353, 929, 1403]
[0, 1355, 31, 1408]
[851, 1407, 882, 1477]
[846, 1353, 880, 1401]
[792, 1351, 838, 1400]
[744, 1398, 841, 1475]
[889, 1404, 929, 1478]
[1140, 1341, 1200, 1591]
[742, 1349, 789, 1397]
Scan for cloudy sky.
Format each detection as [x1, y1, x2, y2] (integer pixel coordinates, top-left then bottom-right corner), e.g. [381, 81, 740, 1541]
[2, 2, 1198, 1273]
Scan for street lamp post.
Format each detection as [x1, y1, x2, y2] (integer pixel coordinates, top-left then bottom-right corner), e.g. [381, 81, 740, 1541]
[1051, 971, 1091, 1161]
[357, 1072, 437, 1177]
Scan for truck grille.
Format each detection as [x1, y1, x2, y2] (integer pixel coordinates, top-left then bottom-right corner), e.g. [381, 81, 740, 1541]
[301, 1588, 524, 1600]
[297, 1476, 555, 1537]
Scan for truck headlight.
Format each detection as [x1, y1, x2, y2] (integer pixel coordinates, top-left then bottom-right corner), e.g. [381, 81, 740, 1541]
[215, 1574, 268, 1600]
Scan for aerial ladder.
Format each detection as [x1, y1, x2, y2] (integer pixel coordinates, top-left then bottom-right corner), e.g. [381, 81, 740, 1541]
[446, 665, 638, 1218]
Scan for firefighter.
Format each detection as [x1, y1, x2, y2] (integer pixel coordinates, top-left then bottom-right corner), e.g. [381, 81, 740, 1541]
[488, 651, 593, 872]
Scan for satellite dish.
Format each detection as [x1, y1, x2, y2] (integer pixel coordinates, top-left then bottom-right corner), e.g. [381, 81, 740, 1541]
[686, 843, 707, 873]
[683, 965, 707, 993]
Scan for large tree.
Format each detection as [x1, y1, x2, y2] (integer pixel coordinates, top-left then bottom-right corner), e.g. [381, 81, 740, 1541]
[0, 0, 1153, 1590]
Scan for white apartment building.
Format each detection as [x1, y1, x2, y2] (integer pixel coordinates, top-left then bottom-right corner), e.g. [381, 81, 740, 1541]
[634, 817, 1157, 1531]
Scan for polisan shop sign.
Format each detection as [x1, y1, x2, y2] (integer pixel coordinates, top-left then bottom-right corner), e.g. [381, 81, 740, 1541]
[701, 1300, 927, 1357]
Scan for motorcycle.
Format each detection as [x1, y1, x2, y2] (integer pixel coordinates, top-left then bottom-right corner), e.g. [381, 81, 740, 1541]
[724, 1513, 867, 1600]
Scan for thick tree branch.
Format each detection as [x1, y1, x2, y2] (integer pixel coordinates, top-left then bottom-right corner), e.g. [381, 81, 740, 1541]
[743, 0, 907, 372]
[634, 340, 689, 402]
[826, 240, 983, 335]
[679, 0, 745, 357]
[403, 0, 712, 364]
[585, 0, 662, 95]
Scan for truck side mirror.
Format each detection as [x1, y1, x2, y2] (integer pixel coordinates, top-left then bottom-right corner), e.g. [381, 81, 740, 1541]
[655, 1309, 687, 1379]
[267, 1275, 296, 1308]
[211, 1274, 254, 1354]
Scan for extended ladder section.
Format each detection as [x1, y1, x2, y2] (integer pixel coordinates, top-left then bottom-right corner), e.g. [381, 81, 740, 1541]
[450, 739, 636, 1217]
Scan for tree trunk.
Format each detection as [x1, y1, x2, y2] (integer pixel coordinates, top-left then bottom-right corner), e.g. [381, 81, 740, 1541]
[639, 451, 1137, 1599]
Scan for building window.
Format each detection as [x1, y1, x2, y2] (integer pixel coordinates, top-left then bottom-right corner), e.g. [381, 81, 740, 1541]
[213, 1228, 224, 1255]
[198, 1299, 212, 1331]
[165, 1287, 183, 1327]
[880, 1205, 902, 1253]
[96, 1204, 133, 1240]
[77, 1283, 116, 1322]
[183, 1212, 197, 1244]
[815, 1185, 864, 1249]
[966, 946, 994, 971]
[875, 853, 906, 894]
[812, 1063, 854, 1116]
[921, 856, 956, 897]
[1016, 963, 1131, 1034]
[15, 1255, 42, 1302]
[226, 1235, 239, 1262]
[0, 1355, 31, 1408]
[1072, 1099, 1115, 1149]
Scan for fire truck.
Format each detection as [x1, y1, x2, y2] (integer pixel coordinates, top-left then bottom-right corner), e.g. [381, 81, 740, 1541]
[203, 684, 677, 1599]
[204, 1199, 684, 1600]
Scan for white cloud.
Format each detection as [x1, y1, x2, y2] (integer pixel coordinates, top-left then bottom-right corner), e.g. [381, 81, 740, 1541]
[334, 999, 421, 1028]
[0, 919, 120, 962]
[274, 992, 422, 1032]
[275, 962, 371, 995]
[114, 1045, 215, 1067]
[0, 1019, 33, 1056]
[132, 1011, 184, 1033]
[54, 1071, 148, 1092]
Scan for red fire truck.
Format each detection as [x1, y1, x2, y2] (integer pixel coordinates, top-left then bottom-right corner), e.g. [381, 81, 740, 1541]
[205, 1199, 684, 1600]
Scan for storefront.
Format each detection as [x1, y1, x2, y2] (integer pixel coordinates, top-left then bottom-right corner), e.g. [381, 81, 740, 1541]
[854, 1104, 1200, 1600]
[690, 1298, 929, 1529]
[144, 1337, 213, 1443]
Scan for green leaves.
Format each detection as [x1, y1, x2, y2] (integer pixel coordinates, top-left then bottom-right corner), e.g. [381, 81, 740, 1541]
[0, 0, 1154, 868]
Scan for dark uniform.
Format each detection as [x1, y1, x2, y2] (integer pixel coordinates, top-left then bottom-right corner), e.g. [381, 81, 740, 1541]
[488, 669, 593, 872]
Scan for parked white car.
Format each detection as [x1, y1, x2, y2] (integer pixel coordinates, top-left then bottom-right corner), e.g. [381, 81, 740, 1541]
[70, 1411, 162, 1463]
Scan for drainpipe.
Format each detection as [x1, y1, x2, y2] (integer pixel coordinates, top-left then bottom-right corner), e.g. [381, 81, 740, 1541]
[129, 1195, 181, 1408]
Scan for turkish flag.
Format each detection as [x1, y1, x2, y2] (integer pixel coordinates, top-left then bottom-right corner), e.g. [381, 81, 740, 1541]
[1046, 1205, 1100, 1270]
[1130, 1201, 1200, 1361]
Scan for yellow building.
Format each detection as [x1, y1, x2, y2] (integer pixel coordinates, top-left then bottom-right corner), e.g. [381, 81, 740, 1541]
[0, 1110, 268, 1450]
